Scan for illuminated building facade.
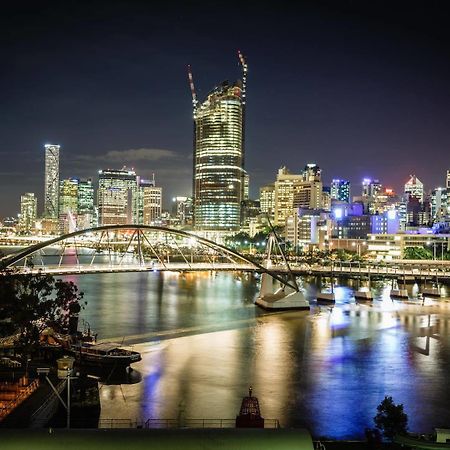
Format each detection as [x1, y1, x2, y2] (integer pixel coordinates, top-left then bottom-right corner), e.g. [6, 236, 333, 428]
[59, 178, 79, 234]
[141, 179, 162, 225]
[191, 54, 247, 232]
[97, 168, 137, 225]
[260, 184, 275, 219]
[330, 179, 350, 203]
[44, 144, 60, 219]
[19, 193, 37, 234]
[78, 179, 95, 229]
[193, 81, 244, 230]
[404, 175, 424, 202]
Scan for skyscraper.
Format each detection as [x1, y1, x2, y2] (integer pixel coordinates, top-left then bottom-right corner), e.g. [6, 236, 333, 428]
[404, 175, 424, 203]
[59, 178, 79, 234]
[97, 168, 137, 225]
[77, 179, 95, 229]
[19, 193, 37, 234]
[330, 179, 350, 203]
[44, 144, 60, 219]
[189, 53, 247, 231]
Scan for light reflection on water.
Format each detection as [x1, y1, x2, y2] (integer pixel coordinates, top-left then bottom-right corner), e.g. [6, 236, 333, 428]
[67, 271, 450, 439]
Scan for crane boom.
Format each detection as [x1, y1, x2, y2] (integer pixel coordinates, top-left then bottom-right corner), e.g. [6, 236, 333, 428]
[187, 65, 198, 111]
[238, 50, 248, 104]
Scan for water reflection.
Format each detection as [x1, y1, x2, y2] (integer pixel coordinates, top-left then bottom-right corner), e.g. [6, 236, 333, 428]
[64, 271, 450, 438]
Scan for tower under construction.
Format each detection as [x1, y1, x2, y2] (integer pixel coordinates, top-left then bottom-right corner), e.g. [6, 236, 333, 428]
[189, 52, 248, 232]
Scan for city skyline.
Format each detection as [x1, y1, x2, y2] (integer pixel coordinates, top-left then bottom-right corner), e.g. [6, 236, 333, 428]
[1, 1, 450, 217]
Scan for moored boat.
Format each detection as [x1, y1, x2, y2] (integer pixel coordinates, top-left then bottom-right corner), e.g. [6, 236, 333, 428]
[316, 291, 335, 304]
[390, 289, 409, 299]
[69, 342, 141, 368]
[354, 289, 373, 301]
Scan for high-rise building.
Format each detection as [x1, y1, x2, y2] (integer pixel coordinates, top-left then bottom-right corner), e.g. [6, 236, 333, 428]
[330, 179, 350, 203]
[190, 54, 247, 231]
[143, 184, 162, 225]
[404, 175, 424, 203]
[260, 184, 275, 219]
[447, 170, 450, 189]
[362, 178, 382, 199]
[44, 144, 60, 219]
[171, 196, 193, 226]
[274, 166, 323, 226]
[59, 178, 79, 234]
[78, 179, 95, 229]
[274, 167, 303, 226]
[97, 168, 137, 225]
[19, 193, 37, 234]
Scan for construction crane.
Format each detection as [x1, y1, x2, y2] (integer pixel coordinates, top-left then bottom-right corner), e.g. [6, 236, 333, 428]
[187, 64, 198, 112]
[238, 50, 248, 105]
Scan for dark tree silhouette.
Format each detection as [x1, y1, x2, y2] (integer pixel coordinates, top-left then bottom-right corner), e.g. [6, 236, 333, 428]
[374, 396, 408, 441]
[0, 267, 84, 354]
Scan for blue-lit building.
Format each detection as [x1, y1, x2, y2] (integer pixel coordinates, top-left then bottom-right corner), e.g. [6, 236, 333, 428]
[330, 179, 350, 203]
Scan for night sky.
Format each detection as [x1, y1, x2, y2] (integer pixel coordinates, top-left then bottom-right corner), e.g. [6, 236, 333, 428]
[1, 0, 450, 217]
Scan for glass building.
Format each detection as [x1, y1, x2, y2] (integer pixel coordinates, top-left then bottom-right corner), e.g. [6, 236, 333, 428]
[97, 168, 137, 225]
[44, 144, 60, 219]
[192, 55, 247, 231]
[19, 192, 37, 234]
[330, 179, 350, 203]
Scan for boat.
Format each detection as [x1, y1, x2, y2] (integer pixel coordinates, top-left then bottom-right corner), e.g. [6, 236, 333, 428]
[354, 263, 373, 301]
[421, 287, 441, 298]
[390, 276, 408, 299]
[316, 264, 335, 304]
[421, 273, 442, 298]
[255, 232, 309, 311]
[69, 342, 141, 369]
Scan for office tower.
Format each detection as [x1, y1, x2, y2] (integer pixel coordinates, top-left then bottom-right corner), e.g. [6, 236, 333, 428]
[274, 166, 323, 226]
[260, 184, 275, 219]
[274, 167, 304, 226]
[302, 163, 321, 182]
[171, 196, 193, 226]
[97, 168, 137, 225]
[330, 179, 350, 203]
[44, 144, 60, 218]
[447, 170, 450, 189]
[19, 193, 37, 234]
[431, 188, 448, 221]
[142, 184, 162, 225]
[132, 175, 163, 225]
[59, 178, 79, 233]
[189, 53, 247, 231]
[362, 178, 382, 198]
[78, 179, 95, 229]
[404, 175, 424, 203]
[243, 171, 250, 201]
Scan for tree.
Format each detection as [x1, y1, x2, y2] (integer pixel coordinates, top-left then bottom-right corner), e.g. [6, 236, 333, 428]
[0, 267, 84, 355]
[374, 396, 408, 441]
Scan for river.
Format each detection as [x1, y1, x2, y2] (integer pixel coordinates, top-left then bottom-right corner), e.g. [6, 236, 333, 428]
[57, 270, 450, 439]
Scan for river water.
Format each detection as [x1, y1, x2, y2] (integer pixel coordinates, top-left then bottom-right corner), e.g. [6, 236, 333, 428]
[59, 270, 450, 439]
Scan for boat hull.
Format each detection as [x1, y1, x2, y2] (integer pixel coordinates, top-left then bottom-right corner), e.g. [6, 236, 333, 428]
[390, 289, 408, 299]
[316, 292, 335, 303]
[354, 290, 373, 301]
[421, 288, 442, 298]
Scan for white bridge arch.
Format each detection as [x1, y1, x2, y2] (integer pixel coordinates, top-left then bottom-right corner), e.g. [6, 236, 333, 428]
[1, 225, 297, 290]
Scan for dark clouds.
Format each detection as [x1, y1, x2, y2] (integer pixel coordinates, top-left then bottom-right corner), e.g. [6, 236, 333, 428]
[1, 1, 450, 216]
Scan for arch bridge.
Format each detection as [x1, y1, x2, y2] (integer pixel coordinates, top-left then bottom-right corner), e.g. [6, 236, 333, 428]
[1, 225, 297, 290]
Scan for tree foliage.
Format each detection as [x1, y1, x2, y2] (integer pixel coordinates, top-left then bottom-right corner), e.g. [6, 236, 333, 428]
[374, 396, 408, 441]
[0, 268, 84, 353]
